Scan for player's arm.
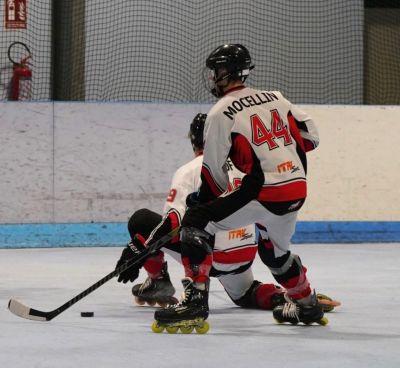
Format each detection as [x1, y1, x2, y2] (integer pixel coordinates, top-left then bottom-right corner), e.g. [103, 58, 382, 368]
[115, 166, 194, 283]
[198, 113, 231, 203]
[146, 164, 197, 245]
[275, 91, 319, 152]
[288, 103, 319, 152]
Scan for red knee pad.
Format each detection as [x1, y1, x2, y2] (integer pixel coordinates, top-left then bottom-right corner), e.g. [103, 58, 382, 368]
[255, 284, 285, 310]
[182, 254, 212, 283]
[143, 251, 165, 278]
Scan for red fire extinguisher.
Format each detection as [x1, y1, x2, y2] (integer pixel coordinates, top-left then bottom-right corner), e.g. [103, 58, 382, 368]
[8, 42, 32, 101]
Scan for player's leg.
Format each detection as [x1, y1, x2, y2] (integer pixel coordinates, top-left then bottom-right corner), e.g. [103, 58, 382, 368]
[153, 226, 212, 327]
[209, 222, 285, 310]
[153, 201, 269, 329]
[217, 268, 285, 310]
[132, 257, 178, 307]
[257, 211, 326, 325]
[128, 209, 177, 306]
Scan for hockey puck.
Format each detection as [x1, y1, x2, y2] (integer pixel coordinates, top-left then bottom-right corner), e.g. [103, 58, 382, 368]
[80, 312, 94, 317]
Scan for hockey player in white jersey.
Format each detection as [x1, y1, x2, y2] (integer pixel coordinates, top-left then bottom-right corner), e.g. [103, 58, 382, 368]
[154, 44, 327, 329]
[116, 113, 288, 313]
[116, 113, 339, 332]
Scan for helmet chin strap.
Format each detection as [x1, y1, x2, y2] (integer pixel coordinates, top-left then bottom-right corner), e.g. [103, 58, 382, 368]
[211, 85, 224, 97]
[211, 72, 231, 97]
[210, 67, 252, 97]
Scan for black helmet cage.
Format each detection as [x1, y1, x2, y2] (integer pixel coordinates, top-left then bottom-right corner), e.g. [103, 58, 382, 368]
[203, 44, 254, 97]
[189, 113, 207, 150]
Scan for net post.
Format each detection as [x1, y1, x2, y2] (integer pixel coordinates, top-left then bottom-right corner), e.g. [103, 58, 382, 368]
[52, 0, 85, 101]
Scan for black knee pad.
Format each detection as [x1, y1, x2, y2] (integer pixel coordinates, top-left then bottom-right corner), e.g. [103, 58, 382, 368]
[258, 239, 291, 268]
[258, 240, 302, 284]
[180, 227, 212, 264]
[231, 280, 261, 308]
[127, 208, 162, 239]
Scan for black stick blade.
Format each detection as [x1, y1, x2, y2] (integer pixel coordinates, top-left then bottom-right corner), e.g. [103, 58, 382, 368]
[8, 299, 50, 321]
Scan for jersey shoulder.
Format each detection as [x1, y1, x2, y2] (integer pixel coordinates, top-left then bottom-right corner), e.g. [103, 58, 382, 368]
[172, 155, 203, 182]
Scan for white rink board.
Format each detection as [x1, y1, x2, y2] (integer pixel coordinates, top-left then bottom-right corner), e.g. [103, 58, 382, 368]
[0, 102, 399, 223]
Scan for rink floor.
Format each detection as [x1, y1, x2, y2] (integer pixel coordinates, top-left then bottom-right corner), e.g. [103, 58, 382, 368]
[1, 243, 399, 368]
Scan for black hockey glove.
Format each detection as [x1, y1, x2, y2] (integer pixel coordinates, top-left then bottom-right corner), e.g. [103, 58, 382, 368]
[186, 191, 200, 208]
[116, 234, 147, 283]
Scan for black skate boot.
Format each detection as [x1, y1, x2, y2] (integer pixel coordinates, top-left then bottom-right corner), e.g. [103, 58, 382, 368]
[271, 291, 341, 313]
[273, 291, 328, 326]
[270, 291, 286, 309]
[132, 262, 178, 307]
[151, 277, 210, 334]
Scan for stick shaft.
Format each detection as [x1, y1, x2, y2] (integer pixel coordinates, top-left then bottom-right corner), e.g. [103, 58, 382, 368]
[8, 227, 179, 321]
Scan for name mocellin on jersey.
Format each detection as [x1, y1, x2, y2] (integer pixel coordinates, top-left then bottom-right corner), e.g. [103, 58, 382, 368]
[223, 92, 279, 120]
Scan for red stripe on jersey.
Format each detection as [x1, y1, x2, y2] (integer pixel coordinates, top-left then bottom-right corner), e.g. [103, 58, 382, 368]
[224, 85, 246, 96]
[201, 165, 224, 197]
[303, 139, 315, 152]
[257, 180, 306, 202]
[230, 134, 254, 174]
[287, 113, 306, 153]
[213, 245, 257, 264]
[167, 210, 181, 243]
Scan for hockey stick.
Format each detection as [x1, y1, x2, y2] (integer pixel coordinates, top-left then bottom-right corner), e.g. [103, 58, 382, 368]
[8, 227, 180, 321]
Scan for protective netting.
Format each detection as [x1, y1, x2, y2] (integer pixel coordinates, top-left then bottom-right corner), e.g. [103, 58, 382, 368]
[83, 0, 365, 104]
[0, 0, 399, 104]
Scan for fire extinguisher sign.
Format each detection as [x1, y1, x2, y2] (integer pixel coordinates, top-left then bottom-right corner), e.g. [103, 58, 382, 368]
[4, 0, 27, 30]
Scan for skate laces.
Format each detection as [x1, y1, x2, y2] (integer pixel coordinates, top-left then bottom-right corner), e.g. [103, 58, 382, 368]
[283, 292, 293, 304]
[177, 283, 193, 306]
[138, 277, 154, 295]
[282, 303, 300, 322]
[168, 279, 193, 308]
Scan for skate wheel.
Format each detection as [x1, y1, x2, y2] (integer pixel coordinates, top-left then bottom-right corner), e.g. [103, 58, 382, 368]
[166, 326, 179, 334]
[317, 293, 341, 313]
[317, 293, 332, 302]
[134, 297, 146, 306]
[320, 304, 334, 313]
[180, 325, 194, 334]
[151, 321, 164, 333]
[274, 319, 284, 324]
[195, 321, 210, 334]
[157, 302, 168, 308]
[318, 317, 329, 326]
[146, 300, 157, 307]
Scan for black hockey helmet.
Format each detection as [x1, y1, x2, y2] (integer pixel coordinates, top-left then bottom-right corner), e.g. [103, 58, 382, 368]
[203, 44, 254, 97]
[189, 113, 207, 150]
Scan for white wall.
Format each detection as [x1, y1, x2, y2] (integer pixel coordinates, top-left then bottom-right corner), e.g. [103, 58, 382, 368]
[0, 102, 398, 224]
[300, 105, 399, 221]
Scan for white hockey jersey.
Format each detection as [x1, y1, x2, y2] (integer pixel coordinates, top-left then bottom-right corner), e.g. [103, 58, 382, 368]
[163, 155, 244, 221]
[200, 86, 319, 203]
[163, 155, 257, 267]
